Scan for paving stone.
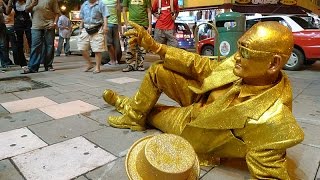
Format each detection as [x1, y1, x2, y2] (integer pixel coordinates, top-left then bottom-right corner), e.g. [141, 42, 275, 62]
[287, 144, 320, 179]
[44, 77, 79, 86]
[0, 127, 47, 160]
[12, 137, 116, 180]
[302, 81, 320, 97]
[76, 77, 108, 88]
[292, 87, 304, 99]
[1, 96, 58, 113]
[81, 96, 109, 109]
[85, 157, 127, 180]
[81, 85, 118, 98]
[12, 87, 60, 99]
[74, 175, 88, 180]
[28, 115, 103, 144]
[38, 100, 99, 119]
[316, 166, 320, 179]
[0, 109, 53, 132]
[293, 95, 320, 125]
[0, 105, 9, 116]
[0, 93, 20, 104]
[201, 158, 250, 180]
[0, 159, 24, 180]
[73, 176, 89, 180]
[288, 77, 313, 90]
[106, 77, 141, 84]
[83, 127, 161, 157]
[49, 83, 91, 93]
[81, 108, 117, 125]
[46, 91, 97, 104]
[298, 122, 320, 148]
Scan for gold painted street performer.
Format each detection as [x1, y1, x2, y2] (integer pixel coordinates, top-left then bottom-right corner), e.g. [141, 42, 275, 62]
[103, 21, 304, 179]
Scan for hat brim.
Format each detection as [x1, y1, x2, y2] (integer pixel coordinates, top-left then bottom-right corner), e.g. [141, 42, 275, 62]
[126, 135, 200, 180]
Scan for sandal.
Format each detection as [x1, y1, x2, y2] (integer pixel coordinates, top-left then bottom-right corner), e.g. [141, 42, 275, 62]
[84, 65, 94, 72]
[93, 70, 101, 74]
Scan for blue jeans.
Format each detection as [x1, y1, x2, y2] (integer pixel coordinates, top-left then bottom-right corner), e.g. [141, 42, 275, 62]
[0, 23, 12, 68]
[28, 29, 55, 71]
[56, 36, 70, 55]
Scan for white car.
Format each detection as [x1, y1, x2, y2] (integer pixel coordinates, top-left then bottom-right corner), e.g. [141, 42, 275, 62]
[55, 27, 122, 60]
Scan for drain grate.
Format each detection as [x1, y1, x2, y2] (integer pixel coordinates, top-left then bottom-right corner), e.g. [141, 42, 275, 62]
[0, 76, 51, 94]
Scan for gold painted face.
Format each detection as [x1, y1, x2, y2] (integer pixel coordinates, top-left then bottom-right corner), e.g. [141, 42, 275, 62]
[233, 21, 294, 80]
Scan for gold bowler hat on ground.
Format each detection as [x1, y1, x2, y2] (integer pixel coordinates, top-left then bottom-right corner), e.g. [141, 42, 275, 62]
[126, 134, 200, 180]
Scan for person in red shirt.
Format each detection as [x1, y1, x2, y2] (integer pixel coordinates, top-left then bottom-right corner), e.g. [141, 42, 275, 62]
[152, 0, 179, 47]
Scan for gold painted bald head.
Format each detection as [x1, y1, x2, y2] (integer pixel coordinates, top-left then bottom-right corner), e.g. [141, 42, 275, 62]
[234, 21, 294, 85]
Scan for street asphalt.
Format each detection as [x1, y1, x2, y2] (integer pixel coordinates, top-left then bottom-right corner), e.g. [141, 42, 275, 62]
[0, 53, 319, 180]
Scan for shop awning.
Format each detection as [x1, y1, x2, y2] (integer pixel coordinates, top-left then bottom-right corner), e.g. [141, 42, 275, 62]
[224, 4, 312, 16]
[181, 4, 312, 16]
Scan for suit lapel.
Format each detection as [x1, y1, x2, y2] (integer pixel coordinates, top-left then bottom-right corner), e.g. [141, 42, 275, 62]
[189, 73, 285, 129]
[188, 56, 240, 94]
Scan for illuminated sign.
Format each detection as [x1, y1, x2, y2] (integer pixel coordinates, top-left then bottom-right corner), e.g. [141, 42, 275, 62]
[178, 0, 183, 8]
[235, 0, 297, 5]
[70, 11, 81, 21]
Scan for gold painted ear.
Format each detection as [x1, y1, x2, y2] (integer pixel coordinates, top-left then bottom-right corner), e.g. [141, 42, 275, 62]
[268, 55, 282, 74]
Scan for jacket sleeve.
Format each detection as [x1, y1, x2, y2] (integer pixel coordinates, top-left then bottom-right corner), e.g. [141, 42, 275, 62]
[243, 106, 304, 179]
[163, 46, 220, 81]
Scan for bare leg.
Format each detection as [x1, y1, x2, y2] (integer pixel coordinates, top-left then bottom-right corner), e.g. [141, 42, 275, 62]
[94, 52, 102, 72]
[107, 45, 116, 64]
[81, 50, 93, 71]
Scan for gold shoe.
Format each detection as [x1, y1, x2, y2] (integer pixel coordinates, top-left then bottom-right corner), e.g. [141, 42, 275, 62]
[108, 115, 146, 131]
[103, 89, 119, 106]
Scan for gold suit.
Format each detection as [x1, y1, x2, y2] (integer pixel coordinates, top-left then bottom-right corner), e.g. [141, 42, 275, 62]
[105, 21, 304, 179]
[144, 47, 303, 179]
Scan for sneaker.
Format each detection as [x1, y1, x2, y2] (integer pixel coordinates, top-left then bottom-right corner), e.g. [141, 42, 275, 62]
[137, 66, 145, 71]
[55, 54, 60, 57]
[104, 61, 117, 67]
[122, 65, 134, 72]
[21, 67, 37, 74]
[45, 67, 55, 71]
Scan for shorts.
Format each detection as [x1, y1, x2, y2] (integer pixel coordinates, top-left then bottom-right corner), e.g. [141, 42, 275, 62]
[78, 28, 106, 52]
[106, 24, 119, 45]
[154, 28, 178, 47]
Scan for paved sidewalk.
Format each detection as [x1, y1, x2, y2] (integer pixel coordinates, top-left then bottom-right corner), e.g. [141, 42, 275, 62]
[0, 54, 320, 180]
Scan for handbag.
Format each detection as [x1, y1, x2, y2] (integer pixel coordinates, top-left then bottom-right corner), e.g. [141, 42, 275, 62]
[85, 24, 102, 35]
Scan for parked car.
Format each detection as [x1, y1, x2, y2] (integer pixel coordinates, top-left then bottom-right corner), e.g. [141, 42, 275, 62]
[197, 15, 320, 70]
[152, 22, 195, 49]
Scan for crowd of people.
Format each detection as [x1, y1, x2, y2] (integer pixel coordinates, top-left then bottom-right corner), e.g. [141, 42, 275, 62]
[0, 0, 180, 74]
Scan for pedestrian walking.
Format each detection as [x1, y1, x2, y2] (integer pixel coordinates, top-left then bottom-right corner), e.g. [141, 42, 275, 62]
[103, 0, 121, 66]
[122, 0, 152, 72]
[0, 0, 14, 69]
[152, 0, 179, 47]
[6, 0, 32, 67]
[22, 0, 60, 74]
[78, 0, 109, 74]
[56, 11, 72, 57]
[4, 8, 19, 66]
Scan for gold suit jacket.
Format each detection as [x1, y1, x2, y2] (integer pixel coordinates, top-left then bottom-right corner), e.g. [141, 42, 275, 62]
[163, 47, 304, 179]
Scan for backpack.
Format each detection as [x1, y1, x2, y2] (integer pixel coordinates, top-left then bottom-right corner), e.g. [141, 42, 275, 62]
[157, 0, 175, 15]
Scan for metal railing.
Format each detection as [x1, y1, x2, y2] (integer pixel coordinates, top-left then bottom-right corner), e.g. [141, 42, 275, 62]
[194, 22, 226, 62]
